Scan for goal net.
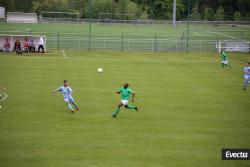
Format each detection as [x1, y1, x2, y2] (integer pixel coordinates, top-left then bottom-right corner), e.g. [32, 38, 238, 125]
[40, 11, 80, 23]
[7, 12, 37, 23]
[217, 41, 249, 53]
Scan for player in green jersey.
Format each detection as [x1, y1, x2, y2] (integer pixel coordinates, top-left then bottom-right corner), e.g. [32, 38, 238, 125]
[112, 83, 138, 118]
[220, 50, 232, 69]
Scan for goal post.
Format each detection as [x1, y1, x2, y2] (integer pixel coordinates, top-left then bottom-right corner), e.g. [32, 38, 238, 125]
[216, 41, 250, 53]
[40, 11, 80, 23]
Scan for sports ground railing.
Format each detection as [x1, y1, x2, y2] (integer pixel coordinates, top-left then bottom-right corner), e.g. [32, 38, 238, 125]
[1, 31, 249, 52]
[40, 17, 250, 26]
[44, 35, 249, 52]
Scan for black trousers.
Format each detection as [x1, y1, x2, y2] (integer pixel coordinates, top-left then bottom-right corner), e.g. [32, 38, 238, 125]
[29, 46, 35, 53]
[38, 45, 45, 53]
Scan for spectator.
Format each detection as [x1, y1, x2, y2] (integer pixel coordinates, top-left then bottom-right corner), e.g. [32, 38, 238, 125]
[23, 38, 30, 53]
[29, 39, 35, 53]
[14, 39, 22, 54]
[3, 38, 11, 52]
[38, 36, 45, 53]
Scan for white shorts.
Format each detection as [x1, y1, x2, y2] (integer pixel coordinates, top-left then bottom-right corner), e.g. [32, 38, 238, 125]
[222, 60, 228, 64]
[64, 97, 75, 103]
[121, 100, 129, 105]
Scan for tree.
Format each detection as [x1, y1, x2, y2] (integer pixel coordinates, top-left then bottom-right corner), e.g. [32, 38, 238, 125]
[203, 7, 214, 21]
[233, 11, 241, 21]
[214, 6, 225, 21]
[189, 4, 201, 21]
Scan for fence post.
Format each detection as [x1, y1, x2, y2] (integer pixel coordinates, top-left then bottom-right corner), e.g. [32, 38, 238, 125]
[200, 40, 202, 51]
[176, 40, 178, 52]
[57, 32, 60, 50]
[216, 32, 219, 44]
[121, 33, 124, 51]
[155, 34, 157, 53]
[104, 39, 106, 50]
[78, 38, 80, 50]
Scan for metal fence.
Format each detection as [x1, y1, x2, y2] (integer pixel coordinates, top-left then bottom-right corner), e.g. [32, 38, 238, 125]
[40, 17, 250, 26]
[1, 30, 249, 52]
[43, 33, 248, 52]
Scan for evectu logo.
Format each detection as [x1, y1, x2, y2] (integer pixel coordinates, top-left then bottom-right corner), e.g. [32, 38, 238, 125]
[222, 149, 250, 160]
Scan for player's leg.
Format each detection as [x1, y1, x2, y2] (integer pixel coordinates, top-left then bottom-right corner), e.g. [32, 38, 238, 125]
[112, 103, 123, 117]
[124, 104, 138, 112]
[72, 103, 79, 111]
[69, 97, 79, 111]
[243, 78, 249, 90]
[64, 98, 74, 113]
[221, 62, 225, 69]
[123, 100, 138, 112]
[224, 61, 232, 68]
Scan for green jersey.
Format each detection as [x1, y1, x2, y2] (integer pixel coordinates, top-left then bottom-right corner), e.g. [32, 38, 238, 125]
[221, 51, 227, 61]
[119, 87, 134, 100]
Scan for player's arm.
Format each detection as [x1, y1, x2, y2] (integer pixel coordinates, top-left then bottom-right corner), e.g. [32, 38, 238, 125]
[51, 88, 60, 93]
[131, 92, 135, 102]
[116, 88, 122, 94]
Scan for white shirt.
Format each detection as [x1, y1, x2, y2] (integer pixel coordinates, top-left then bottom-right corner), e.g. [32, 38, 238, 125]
[244, 67, 250, 77]
[57, 86, 73, 99]
[38, 37, 44, 45]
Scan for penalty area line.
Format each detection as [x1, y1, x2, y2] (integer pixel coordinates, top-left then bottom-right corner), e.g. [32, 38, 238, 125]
[0, 92, 8, 102]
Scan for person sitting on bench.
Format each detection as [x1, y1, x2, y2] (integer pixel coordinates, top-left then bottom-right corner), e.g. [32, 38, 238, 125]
[14, 40, 22, 54]
[24, 38, 30, 53]
[3, 38, 11, 52]
[29, 40, 36, 53]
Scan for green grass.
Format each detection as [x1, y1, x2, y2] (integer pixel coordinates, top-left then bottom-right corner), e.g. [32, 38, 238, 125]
[0, 51, 250, 167]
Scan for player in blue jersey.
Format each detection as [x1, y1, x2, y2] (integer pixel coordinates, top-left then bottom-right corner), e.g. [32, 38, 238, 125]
[51, 80, 79, 113]
[243, 62, 250, 90]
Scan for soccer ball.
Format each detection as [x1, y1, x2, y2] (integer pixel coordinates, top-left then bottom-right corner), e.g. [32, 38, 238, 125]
[97, 68, 103, 73]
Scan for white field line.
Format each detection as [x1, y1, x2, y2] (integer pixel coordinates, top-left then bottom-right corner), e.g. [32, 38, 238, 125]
[206, 30, 245, 41]
[0, 92, 8, 102]
[62, 50, 67, 59]
[233, 25, 250, 28]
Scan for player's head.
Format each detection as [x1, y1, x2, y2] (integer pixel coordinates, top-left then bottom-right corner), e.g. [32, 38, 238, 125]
[63, 80, 69, 86]
[246, 62, 250, 67]
[123, 83, 129, 89]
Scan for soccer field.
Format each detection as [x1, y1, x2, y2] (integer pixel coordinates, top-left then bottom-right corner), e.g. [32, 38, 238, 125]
[0, 51, 250, 167]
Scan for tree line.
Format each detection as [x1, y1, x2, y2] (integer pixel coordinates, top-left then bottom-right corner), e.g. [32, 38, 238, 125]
[0, 0, 249, 21]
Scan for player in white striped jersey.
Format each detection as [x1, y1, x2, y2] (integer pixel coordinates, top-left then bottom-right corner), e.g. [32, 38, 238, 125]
[52, 80, 79, 113]
[243, 62, 250, 91]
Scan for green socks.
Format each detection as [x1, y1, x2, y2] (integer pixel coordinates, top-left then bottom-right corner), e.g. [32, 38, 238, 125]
[112, 107, 120, 116]
[112, 105, 137, 117]
[127, 105, 136, 110]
